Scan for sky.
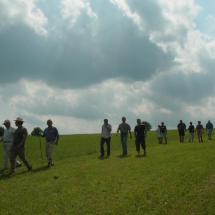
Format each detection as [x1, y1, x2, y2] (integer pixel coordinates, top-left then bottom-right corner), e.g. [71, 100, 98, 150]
[1, 0, 215, 135]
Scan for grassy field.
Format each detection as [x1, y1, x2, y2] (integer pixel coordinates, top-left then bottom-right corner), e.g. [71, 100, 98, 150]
[0, 130, 215, 215]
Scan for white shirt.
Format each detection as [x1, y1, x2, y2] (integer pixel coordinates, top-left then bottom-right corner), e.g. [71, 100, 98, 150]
[101, 124, 112, 138]
[3, 127, 15, 142]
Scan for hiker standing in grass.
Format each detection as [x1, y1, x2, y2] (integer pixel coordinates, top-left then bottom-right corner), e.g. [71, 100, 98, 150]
[99, 119, 112, 158]
[177, 120, 186, 142]
[116, 116, 132, 156]
[188, 122, 195, 142]
[160, 122, 167, 144]
[196, 121, 204, 142]
[39, 119, 59, 167]
[156, 125, 162, 144]
[134, 119, 147, 156]
[0, 120, 21, 171]
[206, 120, 213, 140]
[9, 117, 32, 175]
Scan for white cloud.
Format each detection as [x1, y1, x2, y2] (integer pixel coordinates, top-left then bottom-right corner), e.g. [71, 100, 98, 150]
[60, 0, 97, 28]
[0, 0, 48, 36]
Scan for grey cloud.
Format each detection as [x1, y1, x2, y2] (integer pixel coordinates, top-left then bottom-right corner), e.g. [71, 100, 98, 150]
[0, 0, 176, 89]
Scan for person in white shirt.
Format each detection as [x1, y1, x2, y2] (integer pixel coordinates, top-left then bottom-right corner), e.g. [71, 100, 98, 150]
[99, 119, 112, 157]
[156, 125, 162, 144]
[0, 120, 21, 171]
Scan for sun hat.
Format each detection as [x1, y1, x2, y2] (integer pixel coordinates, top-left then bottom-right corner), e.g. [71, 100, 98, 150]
[3, 119, 10, 125]
[14, 117, 25, 122]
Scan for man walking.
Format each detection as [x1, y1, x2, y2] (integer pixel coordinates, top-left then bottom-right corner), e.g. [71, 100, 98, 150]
[134, 119, 147, 156]
[116, 117, 132, 156]
[100, 119, 112, 157]
[160, 122, 167, 144]
[206, 120, 213, 140]
[39, 119, 59, 167]
[177, 120, 186, 142]
[0, 120, 21, 171]
[196, 121, 204, 142]
[9, 117, 32, 174]
[188, 122, 195, 142]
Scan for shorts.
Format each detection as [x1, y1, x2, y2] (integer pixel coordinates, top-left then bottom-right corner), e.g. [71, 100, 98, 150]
[207, 129, 212, 135]
[160, 133, 166, 137]
[178, 130, 185, 136]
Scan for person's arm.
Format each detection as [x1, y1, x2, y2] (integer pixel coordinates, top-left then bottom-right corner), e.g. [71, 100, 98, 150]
[105, 124, 112, 132]
[128, 125, 132, 139]
[55, 128, 59, 145]
[144, 129, 147, 138]
[116, 125, 119, 136]
[16, 130, 27, 148]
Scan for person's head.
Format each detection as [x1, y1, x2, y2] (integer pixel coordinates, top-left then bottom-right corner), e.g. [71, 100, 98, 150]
[122, 117, 126, 123]
[3, 119, 10, 129]
[14, 117, 24, 127]
[208, 120, 210, 123]
[47, 119, 53, 127]
[180, 120, 182, 123]
[161, 122, 164, 125]
[104, 119, 108, 124]
[157, 125, 160, 127]
[137, 119, 141, 125]
[190, 122, 192, 125]
[198, 121, 201, 124]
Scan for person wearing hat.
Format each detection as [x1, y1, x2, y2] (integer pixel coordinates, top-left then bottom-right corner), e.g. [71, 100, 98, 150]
[0, 120, 21, 171]
[9, 117, 32, 174]
[39, 119, 59, 167]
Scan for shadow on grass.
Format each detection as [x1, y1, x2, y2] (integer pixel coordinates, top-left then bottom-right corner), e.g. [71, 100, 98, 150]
[98, 155, 110, 160]
[116, 155, 131, 158]
[135, 155, 147, 158]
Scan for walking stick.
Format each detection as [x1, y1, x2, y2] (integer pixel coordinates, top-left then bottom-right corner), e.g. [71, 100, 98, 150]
[38, 135, 44, 166]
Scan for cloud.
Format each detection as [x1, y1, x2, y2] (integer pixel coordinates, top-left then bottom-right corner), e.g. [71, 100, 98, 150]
[0, 0, 48, 36]
[1, 0, 215, 134]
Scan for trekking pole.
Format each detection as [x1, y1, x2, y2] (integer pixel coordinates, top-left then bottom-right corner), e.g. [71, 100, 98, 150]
[38, 135, 44, 166]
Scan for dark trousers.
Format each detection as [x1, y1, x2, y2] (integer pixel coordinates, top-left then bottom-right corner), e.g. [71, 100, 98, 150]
[10, 145, 31, 171]
[100, 137, 111, 156]
[135, 137, 146, 153]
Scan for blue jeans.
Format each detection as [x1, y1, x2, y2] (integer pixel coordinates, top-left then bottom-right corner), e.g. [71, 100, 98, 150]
[120, 133, 128, 155]
[100, 137, 111, 156]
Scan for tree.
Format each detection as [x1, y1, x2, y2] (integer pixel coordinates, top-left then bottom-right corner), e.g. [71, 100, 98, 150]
[0, 126, 4, 136]
[31, 127, 43, 136]
[142, 121, 152, 131]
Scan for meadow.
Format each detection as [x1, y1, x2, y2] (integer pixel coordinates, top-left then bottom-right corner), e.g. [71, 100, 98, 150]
[0, 130, 215, 215]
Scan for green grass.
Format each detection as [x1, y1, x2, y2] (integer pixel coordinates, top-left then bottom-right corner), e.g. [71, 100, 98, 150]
[1, 130, 215, 215]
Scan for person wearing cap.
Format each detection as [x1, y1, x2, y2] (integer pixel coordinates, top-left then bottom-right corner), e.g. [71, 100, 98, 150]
[0, 120, 21, 171]
[116, 116, 132, 156]
[9, 117, 32, 174]
[160, 122, 167, 144]
[39, 119, 59, 167]
[99, 119, 112, 158]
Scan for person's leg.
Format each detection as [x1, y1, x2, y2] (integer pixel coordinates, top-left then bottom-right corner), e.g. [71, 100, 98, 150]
[121, 134, 128, 155]
[100, 137, 105, 156]
[45, 141, 55, 165]
[135, 138, 140, 154]
[9, 146, 17, 173]
[106, 137, 111, 156]
[3, 142, 12, 170]
[17, 147, 32, 170]
[140, 138, 146, 155]
[164, 135, 167, 144]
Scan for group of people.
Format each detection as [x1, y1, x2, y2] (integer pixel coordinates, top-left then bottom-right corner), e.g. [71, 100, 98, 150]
[100, 117, 147, 157]
[1, 116, 213, 174]
[0, 117, 59, 175]
[155, 120, 213, 144]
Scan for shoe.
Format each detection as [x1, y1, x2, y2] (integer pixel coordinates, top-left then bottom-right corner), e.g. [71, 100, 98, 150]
[8, 171, 15, 175]
[28, 165, 32, 171]
[47, 161, 54, 167]
[143, 152, 147, 157]
[16, 163, 22, 168]
[99, 155, 104, 158]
